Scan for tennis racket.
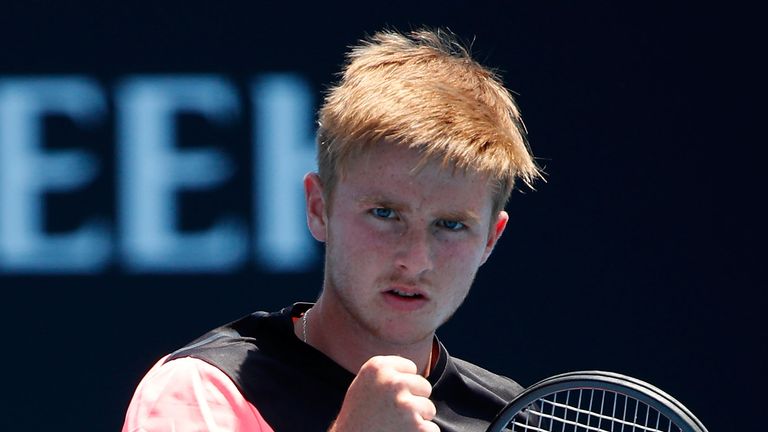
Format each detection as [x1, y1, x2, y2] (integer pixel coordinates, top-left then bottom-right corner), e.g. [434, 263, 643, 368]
[486, 371, 708, 432]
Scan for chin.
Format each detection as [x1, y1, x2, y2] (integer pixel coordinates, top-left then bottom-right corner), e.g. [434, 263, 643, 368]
[375, 322, 437, 346]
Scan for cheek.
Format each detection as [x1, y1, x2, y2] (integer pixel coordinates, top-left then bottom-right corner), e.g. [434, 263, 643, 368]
[329, 215, 394, 266]
[439, 232, 488, 261]
[433, 238, 486, 276]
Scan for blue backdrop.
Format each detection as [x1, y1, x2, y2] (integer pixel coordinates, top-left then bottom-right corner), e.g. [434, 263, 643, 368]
[0, 2, 761, 431]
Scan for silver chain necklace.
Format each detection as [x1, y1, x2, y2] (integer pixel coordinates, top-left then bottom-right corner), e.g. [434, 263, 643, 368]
[301, 307, 312, 343]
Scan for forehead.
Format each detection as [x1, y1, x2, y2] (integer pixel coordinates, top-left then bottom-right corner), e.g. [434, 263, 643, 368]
[336, 142, 495, 213]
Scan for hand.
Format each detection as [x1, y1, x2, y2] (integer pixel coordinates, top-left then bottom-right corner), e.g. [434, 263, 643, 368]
[330, 355, 439, 432]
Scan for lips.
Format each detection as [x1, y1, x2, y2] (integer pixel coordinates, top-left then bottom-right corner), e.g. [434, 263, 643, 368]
[388, 289, 424, 299]
[382, 285, 429, 311]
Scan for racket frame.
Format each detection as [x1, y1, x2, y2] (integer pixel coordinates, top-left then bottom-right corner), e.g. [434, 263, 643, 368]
[486, 370, 708, 432]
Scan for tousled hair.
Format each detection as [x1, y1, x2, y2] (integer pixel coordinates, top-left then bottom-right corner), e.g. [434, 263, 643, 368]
[316, 28, 541, 213]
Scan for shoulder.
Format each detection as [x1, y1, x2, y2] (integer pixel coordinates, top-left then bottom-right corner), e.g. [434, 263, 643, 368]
[167, 307, 296, 363]
[430, 352, 525, 428]
[163, 307, 299, 385]
[449, 356, 525, 401]
[122, 356, 274, 432]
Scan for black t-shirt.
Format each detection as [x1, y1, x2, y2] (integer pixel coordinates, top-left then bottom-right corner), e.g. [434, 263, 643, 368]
[166, 303, 524, 431]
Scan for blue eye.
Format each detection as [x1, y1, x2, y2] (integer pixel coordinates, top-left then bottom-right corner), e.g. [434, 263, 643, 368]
[371, 208, 396, 219]
[438, 220, 466, 231]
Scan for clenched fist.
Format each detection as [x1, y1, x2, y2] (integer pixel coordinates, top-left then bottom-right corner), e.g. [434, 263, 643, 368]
[330, 356, 439, 432]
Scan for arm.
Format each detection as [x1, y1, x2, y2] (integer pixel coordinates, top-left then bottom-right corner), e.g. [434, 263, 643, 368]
[122, 356, 274, 432]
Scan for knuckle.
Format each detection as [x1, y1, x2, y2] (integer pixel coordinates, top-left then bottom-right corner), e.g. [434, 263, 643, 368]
[363, 355, 385, 370]
[394, 390, 413, 407]
[383, 375, 403, 392]
[358, 357, 389, 380]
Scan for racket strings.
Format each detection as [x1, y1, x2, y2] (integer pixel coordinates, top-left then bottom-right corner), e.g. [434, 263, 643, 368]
[507, 388, 681, 432]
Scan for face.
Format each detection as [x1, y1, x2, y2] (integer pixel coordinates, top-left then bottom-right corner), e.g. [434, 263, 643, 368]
[305, 143, 508, 346]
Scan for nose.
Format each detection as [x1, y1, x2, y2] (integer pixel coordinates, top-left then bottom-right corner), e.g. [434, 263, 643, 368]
[394, 227, 434, 277]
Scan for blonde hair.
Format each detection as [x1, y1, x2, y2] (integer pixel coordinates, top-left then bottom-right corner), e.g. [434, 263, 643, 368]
[316, 28, 541, 212]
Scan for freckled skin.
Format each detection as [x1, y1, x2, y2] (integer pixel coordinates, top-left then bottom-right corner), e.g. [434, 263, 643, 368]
[303, 142, 508, 374]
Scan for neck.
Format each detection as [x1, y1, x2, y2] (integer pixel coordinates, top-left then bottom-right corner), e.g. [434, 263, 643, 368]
[295, 295, 436, 376]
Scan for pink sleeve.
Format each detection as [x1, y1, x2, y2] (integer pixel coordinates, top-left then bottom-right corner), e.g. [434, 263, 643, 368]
[122, 355, 275, 432]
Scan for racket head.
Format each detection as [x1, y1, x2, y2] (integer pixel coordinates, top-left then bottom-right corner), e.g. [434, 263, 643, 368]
[486, 370, 708, 432]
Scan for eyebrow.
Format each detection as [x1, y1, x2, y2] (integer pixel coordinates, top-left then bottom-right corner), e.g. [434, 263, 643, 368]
[440, 210, 481, 224]
[355, 193, 402, 210]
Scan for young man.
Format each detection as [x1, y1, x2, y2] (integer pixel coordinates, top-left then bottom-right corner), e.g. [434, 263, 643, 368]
[122, 28, 541, 432]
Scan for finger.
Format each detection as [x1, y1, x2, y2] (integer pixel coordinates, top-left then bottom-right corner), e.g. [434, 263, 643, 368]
[418, 419, 441, 432]
[380, 355, 419, 374]
[412, 395, 437, 421]
[400, 373, 433, 398]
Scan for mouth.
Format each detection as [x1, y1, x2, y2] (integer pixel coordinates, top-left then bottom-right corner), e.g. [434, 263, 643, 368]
[380, 280, 430, 311]
[386, 289, 426, 300]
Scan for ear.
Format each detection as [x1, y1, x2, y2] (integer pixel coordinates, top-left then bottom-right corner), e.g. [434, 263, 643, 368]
[480, 210, 509, 265]
[304, 172, 328, 242]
